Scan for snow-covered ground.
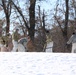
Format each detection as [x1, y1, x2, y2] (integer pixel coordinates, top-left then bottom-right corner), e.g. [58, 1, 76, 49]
[0, 53, 76, 75]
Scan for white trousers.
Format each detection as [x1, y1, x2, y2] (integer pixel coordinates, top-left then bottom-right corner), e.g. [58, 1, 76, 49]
[12, 40, 26, 52]
[45, 42, 53, 52]
[72, 43, 76, 53]
[18, 43, 26, 52]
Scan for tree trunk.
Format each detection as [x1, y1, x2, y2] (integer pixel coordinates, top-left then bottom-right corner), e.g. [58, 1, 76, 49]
[42, 10, 47, 51]
[29, 0, 36, 41]
[1, 0, 11, 34]
[63, 0, 71, 52]
[6, 15, 10, 34]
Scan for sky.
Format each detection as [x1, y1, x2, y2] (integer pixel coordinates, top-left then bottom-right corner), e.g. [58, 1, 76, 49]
[36, 0, 56, 11]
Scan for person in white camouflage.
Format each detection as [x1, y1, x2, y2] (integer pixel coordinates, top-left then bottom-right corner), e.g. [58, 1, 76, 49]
[12, 29, 26, 52]
[12, 29, 20, 52]
[0, 37, 5, 48]
[67, 32, 76, 53]
[0, 36, 9, 52]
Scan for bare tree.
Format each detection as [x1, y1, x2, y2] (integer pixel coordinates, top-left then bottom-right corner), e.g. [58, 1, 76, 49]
[11, 0, 36, 42]
[28, 0, 36, 41]
[35, 7, 47, 52]
[1, 0, 12, 34]
[52, 0, 70, 52]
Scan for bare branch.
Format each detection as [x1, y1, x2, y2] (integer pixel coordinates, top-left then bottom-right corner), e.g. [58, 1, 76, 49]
[54, 16, 64, 33]
[11, 0, 29, 30]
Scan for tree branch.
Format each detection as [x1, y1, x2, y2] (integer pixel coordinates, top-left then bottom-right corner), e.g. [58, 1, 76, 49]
[11, 0, 29, 30]
[54, 16, 64, 33]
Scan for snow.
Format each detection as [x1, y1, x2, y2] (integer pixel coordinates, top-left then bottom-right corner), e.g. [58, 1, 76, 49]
[0, 53, 76, 75]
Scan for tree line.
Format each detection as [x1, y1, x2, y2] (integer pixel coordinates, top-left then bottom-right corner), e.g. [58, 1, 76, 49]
[0, 0, 76, 52]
